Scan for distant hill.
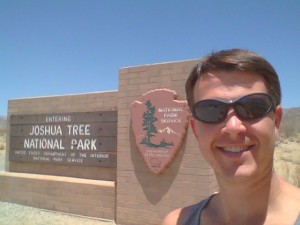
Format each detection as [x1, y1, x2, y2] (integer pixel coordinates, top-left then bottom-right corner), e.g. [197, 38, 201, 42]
[283, 107, 300, 114]
[281, 107, 300, 137]
[0, 116, 6, 129]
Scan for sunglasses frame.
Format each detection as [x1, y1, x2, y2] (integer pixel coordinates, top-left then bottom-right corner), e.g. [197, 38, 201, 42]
[192, 93, 276, 123]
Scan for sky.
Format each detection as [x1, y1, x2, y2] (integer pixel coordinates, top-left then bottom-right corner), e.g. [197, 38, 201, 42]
[1, 0, 300, 116]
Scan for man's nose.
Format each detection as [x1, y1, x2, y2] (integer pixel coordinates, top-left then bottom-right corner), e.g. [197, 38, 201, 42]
[221, 111, 246, 139]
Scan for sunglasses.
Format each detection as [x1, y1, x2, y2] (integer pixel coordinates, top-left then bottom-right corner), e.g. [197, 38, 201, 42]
[192, 93, 275, 123]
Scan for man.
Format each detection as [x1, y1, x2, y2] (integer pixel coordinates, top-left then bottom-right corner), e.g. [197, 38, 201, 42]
[162, 49, 300, 225]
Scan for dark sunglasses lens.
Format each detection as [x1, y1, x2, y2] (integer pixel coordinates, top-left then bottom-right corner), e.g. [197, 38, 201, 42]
[236, 94, 273, 120]
[194, 100, 228, 123]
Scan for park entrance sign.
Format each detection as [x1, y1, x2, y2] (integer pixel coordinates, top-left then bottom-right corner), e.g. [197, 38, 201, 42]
[131, 89, 189, 174]
[2, 59, 218, 225]
[9, 111, 117, 167]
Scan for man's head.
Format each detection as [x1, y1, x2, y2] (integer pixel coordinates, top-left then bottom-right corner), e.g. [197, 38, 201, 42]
[186, 49, 281, 113]
[186, 49, 283, 180]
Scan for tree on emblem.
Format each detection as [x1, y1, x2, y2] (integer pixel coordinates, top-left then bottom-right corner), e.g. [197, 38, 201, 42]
[140, 100, 157, 146]
[140, 100, 174, 148]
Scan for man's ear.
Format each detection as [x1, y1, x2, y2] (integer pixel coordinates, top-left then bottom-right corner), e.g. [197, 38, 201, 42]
[274, 105, 283, 129]
[190, 117, 199, 139]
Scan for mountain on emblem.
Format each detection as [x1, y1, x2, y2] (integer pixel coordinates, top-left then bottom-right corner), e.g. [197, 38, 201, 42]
[158, 127, 180, 135]
[130, 89, 189, 174]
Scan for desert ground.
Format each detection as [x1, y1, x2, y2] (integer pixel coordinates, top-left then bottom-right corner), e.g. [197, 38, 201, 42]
[0, 130, 6, 171]
[274, 138, 300, 187]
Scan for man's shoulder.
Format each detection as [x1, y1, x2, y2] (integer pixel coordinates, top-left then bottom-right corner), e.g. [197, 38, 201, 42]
[283, 180, 300, 200]
[277, 180, 300, 224]
[287, 183, 300, 209]
[161, 207, 182, 225]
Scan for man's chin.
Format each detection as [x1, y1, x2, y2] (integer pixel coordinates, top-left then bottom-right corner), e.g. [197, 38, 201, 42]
[218, 165, 259, 181]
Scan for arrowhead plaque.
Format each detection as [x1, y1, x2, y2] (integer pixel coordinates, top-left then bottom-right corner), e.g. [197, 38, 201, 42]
[130, 89, 189, 174]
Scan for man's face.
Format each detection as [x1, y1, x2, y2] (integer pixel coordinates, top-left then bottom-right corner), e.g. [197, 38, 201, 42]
[190, 71, 282, 182]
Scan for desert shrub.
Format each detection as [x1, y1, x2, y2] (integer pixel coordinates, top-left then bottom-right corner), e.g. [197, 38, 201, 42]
[274, 141, 300, 187]
[0, 128, 6, 137]
[0, 127, 6, 151]
[280, 108, 300, 138]
[0, 142, 5, 150]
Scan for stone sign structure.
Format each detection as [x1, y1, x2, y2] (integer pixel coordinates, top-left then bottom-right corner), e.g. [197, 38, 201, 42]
[0, 59, 218, 225]
[116, 60, 218, 225]
[1, 92, 117, 220]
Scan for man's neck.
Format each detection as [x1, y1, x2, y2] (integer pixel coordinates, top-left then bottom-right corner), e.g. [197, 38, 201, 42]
[214, 170, 283, 224]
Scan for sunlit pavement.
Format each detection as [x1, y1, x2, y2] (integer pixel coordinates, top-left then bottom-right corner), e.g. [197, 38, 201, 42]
[0, 201, 116, 225]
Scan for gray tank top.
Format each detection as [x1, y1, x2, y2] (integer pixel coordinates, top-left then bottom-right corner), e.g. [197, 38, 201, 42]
[183, 195, 214, 225]
[182, 195, 300, 225]
[295, 215, 300, 225]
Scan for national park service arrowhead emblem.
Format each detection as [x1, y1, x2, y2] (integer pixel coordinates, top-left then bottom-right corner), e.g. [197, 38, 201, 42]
[131, 89, 189, 174]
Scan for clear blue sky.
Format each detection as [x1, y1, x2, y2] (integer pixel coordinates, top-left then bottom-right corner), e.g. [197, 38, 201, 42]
[1, 0, 299, 116]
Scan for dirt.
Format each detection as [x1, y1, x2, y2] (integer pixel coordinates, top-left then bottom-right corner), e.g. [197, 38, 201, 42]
[0, 201, 116, 225]
[0, 150, 5, 171]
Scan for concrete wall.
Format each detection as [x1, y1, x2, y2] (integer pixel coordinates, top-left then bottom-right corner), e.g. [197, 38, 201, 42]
[1, 91, 117, 220]
[116, 60, 218, 225]
[0, 172, 115, 219]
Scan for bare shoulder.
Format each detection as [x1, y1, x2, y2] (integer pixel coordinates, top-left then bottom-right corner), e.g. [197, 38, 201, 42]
[161, 204, 196, 225]
[283, 180, 300, 204]
[278, 179, 300, 222]
[161, 208, 182, 225]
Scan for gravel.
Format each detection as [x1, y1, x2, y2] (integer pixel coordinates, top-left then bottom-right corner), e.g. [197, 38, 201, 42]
[0, 201, 116, 225]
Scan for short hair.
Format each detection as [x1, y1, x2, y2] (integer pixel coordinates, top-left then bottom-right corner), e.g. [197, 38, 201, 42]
[185, 49, 281, 112]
